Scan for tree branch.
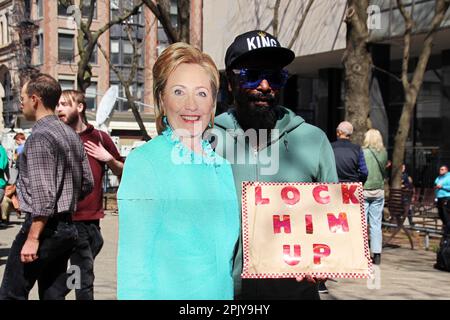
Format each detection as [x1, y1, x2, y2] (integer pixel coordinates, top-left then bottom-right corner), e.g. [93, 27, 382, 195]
[280, 0, 293, 33]
[58, 0, 73, 9]
[390, 0, 449, 189]
[371, 64, 402, 82]
[288, 0, 315, 49]
[97, 23, 151, 141]
[97, 41, 126, 85]
[410, 0, 450, 89]
[177, 0, 190, 43]
[397, 0, 414, 89]
[273, 0, 281, 37]
[124, 24, 141, 83]
[142, 0, 178, 43]
[94, 2, 143, 40]
[85, 0, 96, 30]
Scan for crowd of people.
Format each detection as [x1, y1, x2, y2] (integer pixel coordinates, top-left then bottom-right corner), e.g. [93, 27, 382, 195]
[0, 29, 448, 300]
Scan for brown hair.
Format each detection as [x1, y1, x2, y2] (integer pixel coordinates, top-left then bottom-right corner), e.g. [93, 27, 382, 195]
[153, 42, 220, 134]
[25, 73, 62, 110]
[60, 89, 88, 124]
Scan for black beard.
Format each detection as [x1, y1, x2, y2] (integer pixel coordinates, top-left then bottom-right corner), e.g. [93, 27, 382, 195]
[61, 112, 79, 127]
[235, 93, 278, 135]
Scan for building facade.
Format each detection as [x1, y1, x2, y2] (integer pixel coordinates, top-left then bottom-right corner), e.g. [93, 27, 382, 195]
[203, 0, 450, 188]
[0, 0, 203, 145]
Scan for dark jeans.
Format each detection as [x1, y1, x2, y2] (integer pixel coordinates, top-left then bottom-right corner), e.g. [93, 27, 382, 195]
[0, 215, 77, 300]
[437, 198, 450, 235]
[239, 278, 320, 300]
[53, 220, 104, 300]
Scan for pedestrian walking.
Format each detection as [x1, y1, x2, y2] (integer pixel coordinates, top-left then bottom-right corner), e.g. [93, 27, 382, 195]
[434, 165, 450, 235]
[0, 144, 9, 225]
[331, 121, 368, 184]
[0, 73, 94, 300]
[362, 129, 388, 265]
[53, 90, 123, 300]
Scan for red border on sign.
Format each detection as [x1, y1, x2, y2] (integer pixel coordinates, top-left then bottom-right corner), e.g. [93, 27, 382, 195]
[241, 181, 373, 279]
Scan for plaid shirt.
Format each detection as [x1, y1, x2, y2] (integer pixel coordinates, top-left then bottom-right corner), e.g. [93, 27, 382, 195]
[17, 115, 94, 218]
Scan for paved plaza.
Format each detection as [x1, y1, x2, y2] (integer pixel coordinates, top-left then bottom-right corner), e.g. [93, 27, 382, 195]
[0, 212, 449, 300]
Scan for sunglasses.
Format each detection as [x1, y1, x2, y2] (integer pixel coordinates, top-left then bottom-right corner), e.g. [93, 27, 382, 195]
[232, 68, 289, 89]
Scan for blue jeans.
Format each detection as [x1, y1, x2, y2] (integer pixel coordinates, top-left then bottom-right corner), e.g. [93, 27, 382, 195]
[364, 196, 385, 254]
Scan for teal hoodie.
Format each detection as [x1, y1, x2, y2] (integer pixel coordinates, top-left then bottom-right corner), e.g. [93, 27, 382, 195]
[0, 145, 8, 189]
[435, 172, 450, 199]
[213, 107, 338, 296]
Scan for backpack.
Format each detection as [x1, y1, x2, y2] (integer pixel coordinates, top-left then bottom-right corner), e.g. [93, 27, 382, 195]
[435, 235, 450, 272]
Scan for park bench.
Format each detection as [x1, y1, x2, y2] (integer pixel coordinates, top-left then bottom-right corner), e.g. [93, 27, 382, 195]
[383, 187, 443, 250]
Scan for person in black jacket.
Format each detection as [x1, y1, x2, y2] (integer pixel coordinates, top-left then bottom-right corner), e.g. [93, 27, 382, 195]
[325, 121, 368, 293]
[331, 121, 368, 183]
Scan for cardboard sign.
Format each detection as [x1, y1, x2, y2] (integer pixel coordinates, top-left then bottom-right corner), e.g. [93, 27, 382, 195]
[241, 182, 372, 279]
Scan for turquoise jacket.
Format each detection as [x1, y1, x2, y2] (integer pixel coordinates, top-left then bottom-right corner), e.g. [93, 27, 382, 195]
[213, 107, 338, 295]
[0, 145, 8, 189]
[435, 172, 450, 198]
[117, 127, 239, 300]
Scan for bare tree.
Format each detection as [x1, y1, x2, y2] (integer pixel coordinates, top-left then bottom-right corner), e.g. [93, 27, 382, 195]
[287, 0, 315, 49]
[141, 0, 190, 43]
[272, 0, 281, 37]
[271, 0, 315, 49]
[58, 0, 143, 92]
[390, 0, 450, 189]
[98, 23, 152, 141]
[342, 0, 371, 145]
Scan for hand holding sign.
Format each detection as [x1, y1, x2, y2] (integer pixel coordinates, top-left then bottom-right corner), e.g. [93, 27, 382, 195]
[241, 182, 371, 279]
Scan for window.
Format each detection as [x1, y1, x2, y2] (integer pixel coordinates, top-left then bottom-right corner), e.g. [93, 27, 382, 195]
[59, 79, 75, 91]
[86, 81, 97, 110]
[58, 33, 74, 62]
[90, 44, 97, 64]
[111, 40, 119, 64]
[111, 0, 119, 10]
[0, 21, 3, 46]
[112, 0, 142, 24]
[110, 82, 144, 112]
[36, 0, 43, 18]
[36, 33, 44, 65]
[111, 0, 120, 19]
[136, 84, 143, 99]
[117, 39, 142, 65]
[123, 41, 133, 65]
[24, 0, 31, 19]
[58, 1, 73, 16]
[81, 0, 97, 20]
[125, 7, 142, 25]
[157, 0, 177, 50]
[24, 38, 32, 65]
[83, 38, 97, 64]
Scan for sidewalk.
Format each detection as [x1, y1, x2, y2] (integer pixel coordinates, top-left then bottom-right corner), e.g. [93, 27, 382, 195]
[0, 213, 118, 300]
[322, 244, 450, 300]
[0, 213, 449, 300]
